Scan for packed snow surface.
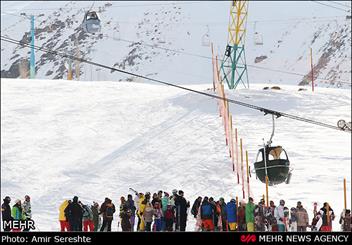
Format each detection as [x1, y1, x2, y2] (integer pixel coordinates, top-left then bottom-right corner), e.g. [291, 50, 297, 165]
[1, 78, 350, 231]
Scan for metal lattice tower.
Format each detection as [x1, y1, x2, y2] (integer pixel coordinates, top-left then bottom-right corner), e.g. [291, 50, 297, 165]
[220, 0, 249, 90]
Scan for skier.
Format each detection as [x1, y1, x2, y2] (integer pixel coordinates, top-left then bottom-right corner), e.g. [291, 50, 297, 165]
[274, 199, 286, 232]
[143, 202, 154, 231]
[237, 200, 246, 231]
[126, 194, 136, 231]
[165, 204, 175, 231]
[99, 197, 116, 232]
[226, 198, 237, 231]
[289, 207, 298, 231]
[153, 202, 163, 231]
[296, 201, 309, 232]
[22, 195, 32, 231]
[319, 202, 335, 232]
[174, 190, 190, 231]
[2, 196, 13, 232]
[11, 199, 25, 232]
[218, 197, 228, 231]
[64, 196, 83, 231]
[200, 196, 214, 231]
[339, 209, 351, 232]
[245, 197, 255, 232]
[91, 201, 100, 232]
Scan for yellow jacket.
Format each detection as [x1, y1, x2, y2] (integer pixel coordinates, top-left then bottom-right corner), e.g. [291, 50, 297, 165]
[59, 200, 69, 221]
[137, 195, 145, 216]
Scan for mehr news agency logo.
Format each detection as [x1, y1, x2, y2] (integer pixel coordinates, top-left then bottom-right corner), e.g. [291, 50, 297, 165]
[1, 196, 36, 231]
[240, 234, 350, 243]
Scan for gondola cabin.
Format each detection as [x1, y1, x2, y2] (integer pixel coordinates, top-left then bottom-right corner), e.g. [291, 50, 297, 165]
[82, 11, 101, 34]
[254, 146, 291, 185]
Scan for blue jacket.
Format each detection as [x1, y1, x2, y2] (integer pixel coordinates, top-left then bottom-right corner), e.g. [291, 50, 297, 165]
[201, 201, 213, 219]
[226, 201, 237, 223]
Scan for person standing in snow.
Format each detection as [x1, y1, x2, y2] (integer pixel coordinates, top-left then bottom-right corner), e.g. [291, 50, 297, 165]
[161, 192, 170, 231]
[138, 192, 150, 231]
[289, 207, 298, 231]
[174, 190, 190, 231]
[126, 194, 136, 231]
[226, 198, 237, 231]
[165, 204, 175, 231]
[99, 197, 116, 232]
[12, 199, 25, 232]
[22, 195, 32, 231]
[59, 200, 70, 232]
[2, 196, 13, 232]
[91, 202, 100, 232]
[218, 198, 227, 231]
[237, 200, 246, 231]
[200, 196, 214, 231]
[245, 197, 255, 232]
[274, 199, 286, 232]
[319, 202, 335, 232]
[296, 201, 309, 232]
[209, 197, 219, 231]
[254, 199, 266, 231]
[64, 196, 84, 231]
[119, 196, 127, 229]
[153, 202, 163, 231]
[82, 203, 94, 232]
[120, 206, 132, 231]
[134, 192, 143, 231]
[143, 202, 154, 231]
[170, 189, 178, 230]
[339, 209, 351, 232]
[191, 197, 202, 219]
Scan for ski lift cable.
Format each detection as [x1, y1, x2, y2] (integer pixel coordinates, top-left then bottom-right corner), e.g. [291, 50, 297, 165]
[1, 35, 350, 134]
[329, 1, 352, 8]
[310, 1, 350, 12]
[103, 35, 351, 85]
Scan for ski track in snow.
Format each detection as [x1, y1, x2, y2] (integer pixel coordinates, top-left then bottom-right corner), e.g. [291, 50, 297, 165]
[1, 79, 351, 231]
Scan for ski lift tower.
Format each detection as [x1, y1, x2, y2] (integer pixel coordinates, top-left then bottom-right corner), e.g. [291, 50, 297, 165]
[220, 0, 249, 90]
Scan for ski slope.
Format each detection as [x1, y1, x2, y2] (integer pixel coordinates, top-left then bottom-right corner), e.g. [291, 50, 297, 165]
[1, 78, 350, 231]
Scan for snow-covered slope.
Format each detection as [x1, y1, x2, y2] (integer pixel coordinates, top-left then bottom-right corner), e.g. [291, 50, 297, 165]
[1, 78, 350, 231]
[1, 1, 351, 88]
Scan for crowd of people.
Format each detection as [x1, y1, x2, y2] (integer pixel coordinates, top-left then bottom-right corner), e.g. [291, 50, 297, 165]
[191, 197, 351, 232]
[1, 195, 32, 232]
[1, 191, 351, 232]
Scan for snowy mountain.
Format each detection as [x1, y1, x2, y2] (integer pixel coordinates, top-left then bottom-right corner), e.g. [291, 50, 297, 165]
[1, 1, 351, 232]
[1, 78, 351, 231]
[1, 1, 351, 88]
